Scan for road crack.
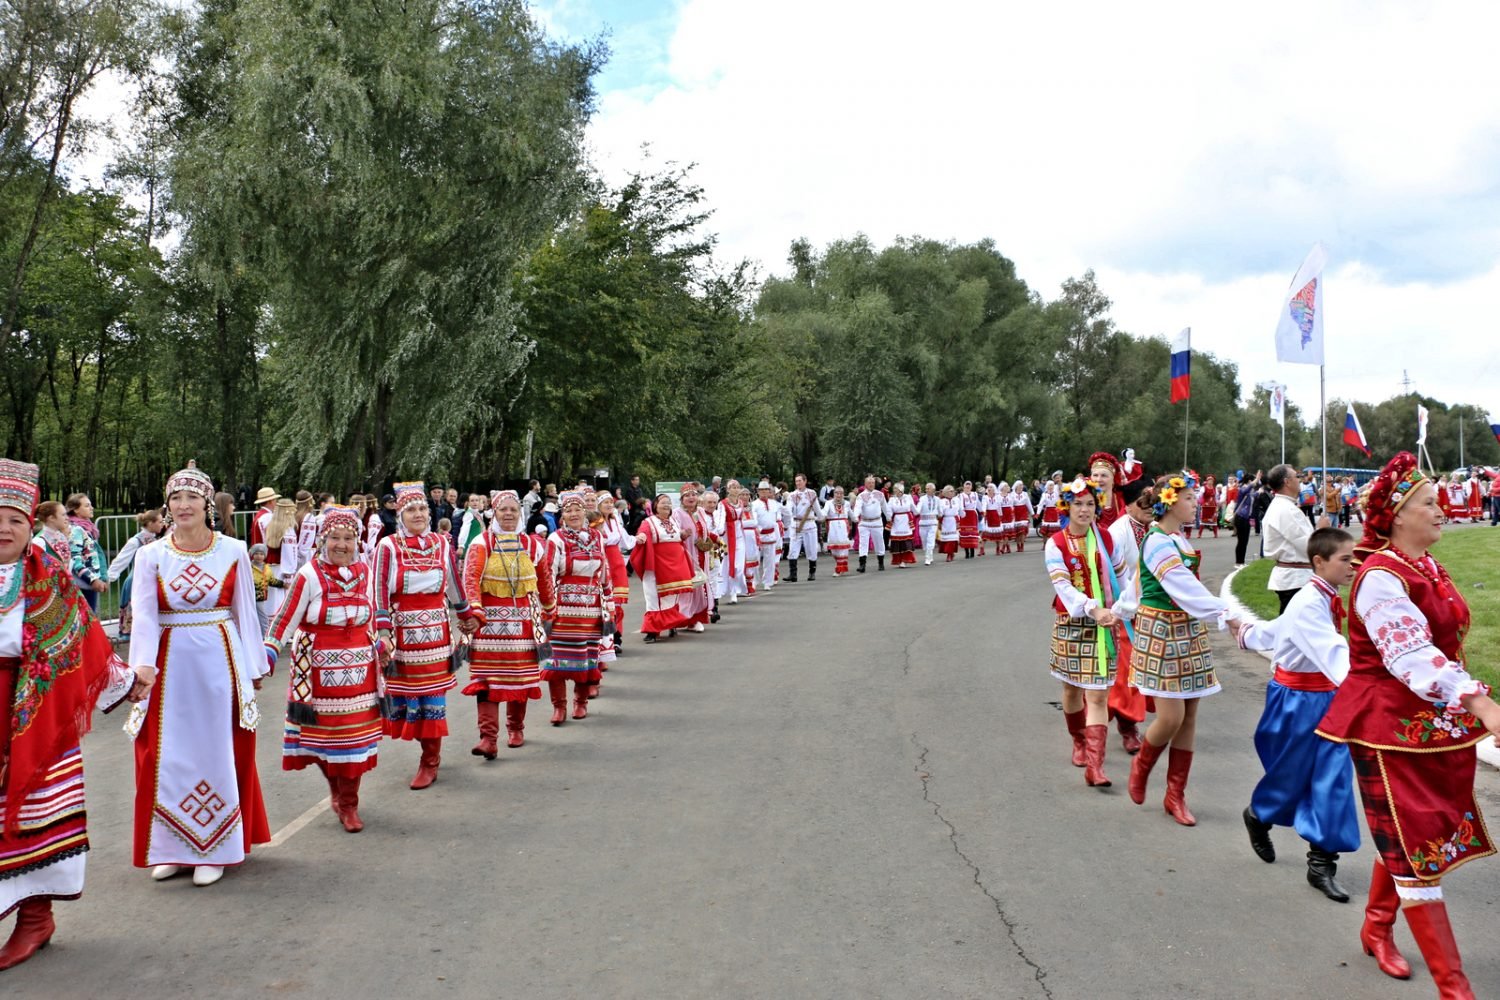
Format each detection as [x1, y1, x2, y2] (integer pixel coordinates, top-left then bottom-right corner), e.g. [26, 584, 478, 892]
[912, 735, 1054, 999]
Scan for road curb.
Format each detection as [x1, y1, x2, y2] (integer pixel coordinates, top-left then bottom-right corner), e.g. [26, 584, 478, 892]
[1221, 568, 1500, 772]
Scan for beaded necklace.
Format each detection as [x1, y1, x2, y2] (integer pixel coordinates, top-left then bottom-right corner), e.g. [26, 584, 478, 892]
[0, 561, 21, 615]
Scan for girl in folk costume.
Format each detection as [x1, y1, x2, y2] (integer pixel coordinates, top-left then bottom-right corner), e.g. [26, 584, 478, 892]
[595, 493, 634, 644]
[461, 492, 555, 752]
[1196, 475, 1221, 538]
[1088, 452, 1128, 531]
[1316, 453, 1500, 999]
[957, 482, 981, 558]
[822, 487, 855, 575]
[364, 496, 384, 555]
[127, 467, 272, 887]
[915, 483, 942, 565]
[937, 486, 961, 561]
[263, 506, 382, 833]
[632, 494, 699, 643]
[1444, 477, 1468, 523]
[1045, 478, 1135, 787]
[1105, 474, 1156, 754]
[543, 492, 613, 721]
[1038, 480, 1063, 539]
[261, 498, 300, 615]
[371, 482, 480, 790]
[1011, 480, 1034, 552]
[1466, 472, 1485, 523]
[0, 460, 145, 970]
[1126, 473, 1234, 827]
[887, 483, 918, 567]
[292, 490, 317, 575]
[982, 484, 1007, 555]
[31, 501, 72, 566]
[719, 481, 747, 603]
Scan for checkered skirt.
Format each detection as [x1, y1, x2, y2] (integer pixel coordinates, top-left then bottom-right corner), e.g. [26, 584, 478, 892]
[1049, 615, 1115, 690]
[1130, 605, 1220, 699]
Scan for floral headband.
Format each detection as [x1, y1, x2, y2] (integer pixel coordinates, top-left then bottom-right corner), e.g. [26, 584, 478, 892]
[1058, 476, 1104, 510]
[1153, 474, 1196, 517]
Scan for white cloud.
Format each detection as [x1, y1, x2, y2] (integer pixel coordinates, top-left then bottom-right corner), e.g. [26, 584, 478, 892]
[579, 0, 1500, 413]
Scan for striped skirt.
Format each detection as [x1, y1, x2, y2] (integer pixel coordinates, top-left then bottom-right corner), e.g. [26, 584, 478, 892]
[384, 594, 456, 739]
[1130, 605, 1219, 699]
[541, 579, 604, 683]
[283, 629, 382, 775]
[463, 598, 545, 701]
[958, 510, 980, 548]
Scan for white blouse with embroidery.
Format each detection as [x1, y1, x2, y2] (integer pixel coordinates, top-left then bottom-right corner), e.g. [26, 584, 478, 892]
[1354, 565, 1487, 715]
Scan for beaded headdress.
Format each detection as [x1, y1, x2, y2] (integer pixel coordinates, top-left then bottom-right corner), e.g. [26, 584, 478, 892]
[318, 505, 363, 539]
[393, 481, 426, 514]
[491, 489, 519, 512]
[165, 467, 215, 502]
[0, 459, 40, 517]
[558, 490, 586, 509]
[1361, 452, 1427, 538]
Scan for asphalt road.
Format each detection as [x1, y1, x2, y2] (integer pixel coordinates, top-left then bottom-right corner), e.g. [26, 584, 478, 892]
[7, 534, 1499, 999]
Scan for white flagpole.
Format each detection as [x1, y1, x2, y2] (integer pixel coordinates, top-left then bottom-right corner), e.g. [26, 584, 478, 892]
[1459, 414, 1465, 468]
[1279, 385, 1286, 466]
[1319, 365, 1327, 503]
[1183, 394, 1191, 470]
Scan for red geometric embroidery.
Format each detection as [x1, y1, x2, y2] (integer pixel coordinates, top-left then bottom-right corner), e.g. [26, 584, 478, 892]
[168, 563, 219, 605]
[179, 780, 226, 828]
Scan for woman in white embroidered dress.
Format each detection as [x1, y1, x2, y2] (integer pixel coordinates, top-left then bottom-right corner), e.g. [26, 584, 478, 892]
[127, 467, 271, 888]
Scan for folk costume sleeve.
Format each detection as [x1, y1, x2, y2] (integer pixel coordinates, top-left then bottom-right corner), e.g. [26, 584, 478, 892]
[265, 564, 317, 656]
[1287, 591, 1351, 686]
[230, 540, 270, 679]
[127, 542, 163, 670]
[1355, 568, 1488, 713]
[1142, 532, 1228, 627]
[1044, 534, 1098, 618]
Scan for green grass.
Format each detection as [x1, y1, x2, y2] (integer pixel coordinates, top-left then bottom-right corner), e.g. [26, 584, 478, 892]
[1231, 527, 1500, 689]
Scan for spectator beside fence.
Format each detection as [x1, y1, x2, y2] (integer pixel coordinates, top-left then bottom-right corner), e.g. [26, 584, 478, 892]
[65, 493, 106, 611]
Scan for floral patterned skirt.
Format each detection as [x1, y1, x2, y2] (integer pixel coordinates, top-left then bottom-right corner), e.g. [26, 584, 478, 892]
[1349, 743, 1494, 884]
[1049, 615, 1116, 690]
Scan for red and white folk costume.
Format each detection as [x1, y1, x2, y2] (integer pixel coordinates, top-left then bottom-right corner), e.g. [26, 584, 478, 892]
[127, 468, 272, 877]
[915, 488, 942, 565]
[0, 459, 136, 970]
[596, 496, 633, 638]
[852, 485, 890, 570]
[461, 492, 555, 751]
[981, 485, 1006, 554]
[1011, 480, 1034, 551]
[749, 484, 783, 591]
[263, 506, 381, 832]
[632, 500, 698, 638]
[937, 490, 961, 561]
[1444, 480, 1468, 522]
[1038, 482, 1062, 538]
[887, 488, 918, 567]
[542, 493, 613, 720]
[371, 482, 478, 790]
[821, 494, 854, 575]
[720, 488, 746, 602]
[1197, 476, 1221, 538]
[738, 494, 760, 597]
[1318, 454, 1495, 996]
[957, 484, 981, 557]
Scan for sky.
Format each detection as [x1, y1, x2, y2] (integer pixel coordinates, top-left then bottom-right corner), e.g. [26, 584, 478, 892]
[534, 0, 1500, 428]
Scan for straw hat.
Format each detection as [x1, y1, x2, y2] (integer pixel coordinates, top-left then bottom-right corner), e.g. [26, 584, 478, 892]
[255, 487, 281, 505]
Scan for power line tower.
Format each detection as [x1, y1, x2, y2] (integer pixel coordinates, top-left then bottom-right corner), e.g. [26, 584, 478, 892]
[1401, 369, 1414, 394]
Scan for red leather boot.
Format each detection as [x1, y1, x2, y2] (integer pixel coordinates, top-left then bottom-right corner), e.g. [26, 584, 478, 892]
[505, 701, 526, 748]
[1359, 861, 1411, 979]
[1128, 738, 1165, 804]
[410, 738, 441, 790]
[549, 679, 568, 725]
[472, 701, 499, 760]
[572, 680, 589, 719]
[0, 899, 55, 970]
[1404, 901, 1473, 999]
[1083, 724, 1111, 787]
[1063, 709, 1087, 767]
[337, 777, 364, 833]
[1117, 717, 1143, 755]
[1163, 746, 1196, 826]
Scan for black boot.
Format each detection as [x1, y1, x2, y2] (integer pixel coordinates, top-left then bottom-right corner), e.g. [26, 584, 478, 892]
[1306, 849, 1350, 902]
[876, 555, 885, 571]
[857, 556, 867, 573]
[787, 561, 798, 582]
[807, 561, 816, 581]
[1243, 806, 1275, 863]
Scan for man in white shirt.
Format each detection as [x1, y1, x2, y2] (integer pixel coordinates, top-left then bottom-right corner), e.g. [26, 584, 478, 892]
[853, 475, 890, 573]
[915, 483, 942, 565]
[1263, 464, 1329, 613]
[782, 473, 822, 582]
[750, 480, 783, 592]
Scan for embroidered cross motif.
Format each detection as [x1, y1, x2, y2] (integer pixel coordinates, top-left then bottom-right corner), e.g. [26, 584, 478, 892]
[168, 564, 219, 605]
[179, 780, 226, 828]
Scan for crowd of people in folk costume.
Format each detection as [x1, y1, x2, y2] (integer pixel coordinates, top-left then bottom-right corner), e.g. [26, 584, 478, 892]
[1044, 450, 1498, 1000]
[2, 449, 1498, 999]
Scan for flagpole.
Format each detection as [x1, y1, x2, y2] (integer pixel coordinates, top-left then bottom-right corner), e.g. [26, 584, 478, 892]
[1183, 393, 1191, 469]
[1459, 414, 1465, 468]
[1319, 365, 1327, 500]
[1279, 385, 1286, 466]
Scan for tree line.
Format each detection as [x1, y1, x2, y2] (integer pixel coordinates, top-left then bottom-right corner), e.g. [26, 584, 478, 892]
[2, 0, 1494, 511]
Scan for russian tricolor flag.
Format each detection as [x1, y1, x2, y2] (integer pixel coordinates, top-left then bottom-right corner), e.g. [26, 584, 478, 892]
[1491, 414, 1500, 446]
[1169, 328, 1191, 403]
[1343, 403, 1371, 457]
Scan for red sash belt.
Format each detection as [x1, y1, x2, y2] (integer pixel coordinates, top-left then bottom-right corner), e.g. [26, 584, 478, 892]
[1272, 666, 1336, 692]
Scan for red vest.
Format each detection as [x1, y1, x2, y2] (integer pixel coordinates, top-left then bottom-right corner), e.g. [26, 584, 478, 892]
[1049, 526, 1116, 616]
[1319, 547, 1480, 751]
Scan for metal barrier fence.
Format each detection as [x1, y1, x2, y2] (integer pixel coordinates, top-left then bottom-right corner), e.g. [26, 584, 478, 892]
[83, 512, 255, 622]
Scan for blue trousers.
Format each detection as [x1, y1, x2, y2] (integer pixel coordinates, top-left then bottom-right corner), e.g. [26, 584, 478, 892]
[1250, 682, 1360, 854]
